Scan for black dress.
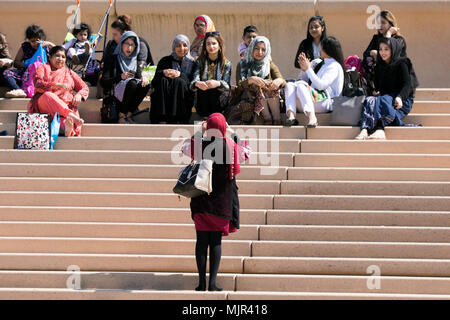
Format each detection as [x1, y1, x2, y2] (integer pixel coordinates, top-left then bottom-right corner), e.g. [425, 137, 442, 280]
[150, 55, 195, 124]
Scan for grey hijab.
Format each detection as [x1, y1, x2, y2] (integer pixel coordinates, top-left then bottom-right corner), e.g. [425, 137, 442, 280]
[171, 34, 195, 75]
[240, 36, 271, 80]
[114, 31, 140, 74]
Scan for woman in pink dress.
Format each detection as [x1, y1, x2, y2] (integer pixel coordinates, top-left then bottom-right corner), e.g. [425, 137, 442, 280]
[28, 45, 89, 136]
[182, 113, 249, 291]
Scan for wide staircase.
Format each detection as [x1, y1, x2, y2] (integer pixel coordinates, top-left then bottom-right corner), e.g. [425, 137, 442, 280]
[0, 88, 449, 299]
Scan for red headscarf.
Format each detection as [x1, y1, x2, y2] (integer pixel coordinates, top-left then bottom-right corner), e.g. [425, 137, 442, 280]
[206, 113, 240, 180]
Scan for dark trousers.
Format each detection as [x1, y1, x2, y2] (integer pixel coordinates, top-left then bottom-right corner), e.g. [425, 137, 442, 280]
[195, 230, 222, 289]
[120, 79, 150, 115]
[196, 88, 223, 118]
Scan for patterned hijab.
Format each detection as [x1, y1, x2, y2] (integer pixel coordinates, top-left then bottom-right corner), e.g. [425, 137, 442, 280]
[171, 34, 195, 75]
[114, 31, 140, 74]
[240, 36, 271, 80]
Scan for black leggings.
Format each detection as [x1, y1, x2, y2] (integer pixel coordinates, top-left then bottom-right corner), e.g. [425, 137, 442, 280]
[121, 79, 150, 115]
[195, 231, 222, 288]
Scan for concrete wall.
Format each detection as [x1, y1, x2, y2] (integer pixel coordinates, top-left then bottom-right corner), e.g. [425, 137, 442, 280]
[0, 0, 449, 87]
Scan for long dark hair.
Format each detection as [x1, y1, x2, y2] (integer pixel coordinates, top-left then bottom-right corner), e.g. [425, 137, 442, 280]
[321, 36, 345, 71]
[306, 16, 327, 43]
[199, 33, 227, 75]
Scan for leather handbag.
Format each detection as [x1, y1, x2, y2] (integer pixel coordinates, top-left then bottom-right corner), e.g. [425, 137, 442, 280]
[173, 159, 213, 198]
[100, 91, 119, 123]
[330, 95, 366, 126]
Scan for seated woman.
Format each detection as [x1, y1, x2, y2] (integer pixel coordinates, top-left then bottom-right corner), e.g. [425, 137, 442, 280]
[294, 15, 327, 69]
[150, 34, 196, 124]
[355, 37, 419, 140]
[190, 32, 231, 118]
[285, 36, 344, 127]
[101, 31, 150, 124]
[362, 10, 407, 95]
[101, 15, 154, 75]
[0, 32, 13, 87]
[28, 46, 88, 137]
[235, 36, 286, 125]
[190, 15, 216, 60]
[3, 24, 55, 98]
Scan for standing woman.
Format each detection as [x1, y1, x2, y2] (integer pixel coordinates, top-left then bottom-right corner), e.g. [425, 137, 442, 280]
[236, 36, 286, 125]
[28, 46, 88, 136]
[190, 32, 231, 118]
[190, 15, 216, 59]
[150, 35, 196, 124]
[362, 10, 406, 95]
[294, 16, 327, 69]
[101, 32, 151, 123]
[355, 37, 418, 140]
[181, 113, 249, 291]
[285, 36, 344, 127]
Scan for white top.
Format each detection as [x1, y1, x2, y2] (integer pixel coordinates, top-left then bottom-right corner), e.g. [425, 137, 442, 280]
[304, 57, 344, 98]
[312, 42, 321, 60]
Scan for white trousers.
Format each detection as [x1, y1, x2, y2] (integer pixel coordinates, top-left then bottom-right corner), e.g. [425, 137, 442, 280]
[284, 81, 332, 115]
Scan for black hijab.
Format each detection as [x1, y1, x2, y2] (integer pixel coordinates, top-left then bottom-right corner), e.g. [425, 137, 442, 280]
[376, 37, 419, 91]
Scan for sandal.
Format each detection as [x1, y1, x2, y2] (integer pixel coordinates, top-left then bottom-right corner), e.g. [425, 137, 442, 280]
[354, 129, 369, 140]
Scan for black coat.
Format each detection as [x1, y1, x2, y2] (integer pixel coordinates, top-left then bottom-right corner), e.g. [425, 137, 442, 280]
[363, 34, 407, 60]
[100, 54, 143, 93]
[151, 55, 195, 89]
[190, 135, 240, 229]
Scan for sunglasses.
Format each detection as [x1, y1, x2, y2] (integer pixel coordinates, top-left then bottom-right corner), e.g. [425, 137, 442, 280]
[205, 31, 220, 37]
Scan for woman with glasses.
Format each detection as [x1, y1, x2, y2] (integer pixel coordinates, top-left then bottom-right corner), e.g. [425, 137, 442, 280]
[190, 32, 231, 118]
[190, 15, 216, 59]
[150, 34, 196, 124]
[100, 31, 150, 124]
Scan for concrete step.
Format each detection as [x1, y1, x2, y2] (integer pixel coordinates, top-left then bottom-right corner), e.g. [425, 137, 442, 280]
[307, 126, 450, 140]
[0, 237, 251, 256]
[288, 167, 450, 182]
[0, 287, 448, 300]
[0, 177, 281, 195]
[0, 191, 273, 210]
[0, 253, 243, 273]
[251, 240, 450, 259]
[0, 163, 288, 180]
[0, 150, 294, 167]
[0, 136, 300, 153]
[244, 257, 450, 277]
[259, 225, 450, 242]
[0, 271, 449, 296]
[274, 194, 450, 211]
[280, 180, 450, 196]
[234, 274, 450, 294]
[266, 210, 450, 227]
[0, 207, 266, 225]
[415, 89, 450, 100]
[0, 221, 258, 240]
[301, 140, 450, 154]
[288, 113, 450, 127]
[294, 153, 450, 168]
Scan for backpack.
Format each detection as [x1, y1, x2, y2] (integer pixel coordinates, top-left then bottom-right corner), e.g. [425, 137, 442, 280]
[22, 56, 44, 98]
[342, 70, 366, 97]
[344, 55, 363, 76]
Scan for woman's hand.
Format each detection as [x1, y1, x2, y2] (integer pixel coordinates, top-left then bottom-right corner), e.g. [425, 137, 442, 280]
[140, 77, 149, 87]
[298, 52, 311, 71]
[268, 78, 283, 91]
[248, 76, 266, 87]
[394, 96, 403, 109]
[121, 72, 134, 80]
[41, 41, 55, 49]
[195, 81, 209, 91]
[163, 69, 180, 79]
[205, 80, 221, 89]
[386, 27, 400, 38]
[72, 93, 82, 107]
[370, 50, 378, 59]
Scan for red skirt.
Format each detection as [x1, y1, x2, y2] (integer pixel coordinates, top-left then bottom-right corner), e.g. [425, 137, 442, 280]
[193, 213, 237, 236]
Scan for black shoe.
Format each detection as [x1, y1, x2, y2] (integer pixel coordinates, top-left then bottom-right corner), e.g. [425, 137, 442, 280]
[195, 284, 206, 291]
[285, 118, 299, 127]
[208, 284, 223, 291]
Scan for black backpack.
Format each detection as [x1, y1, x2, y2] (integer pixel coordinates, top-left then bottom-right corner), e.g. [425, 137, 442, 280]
[342, 70, 366, 97]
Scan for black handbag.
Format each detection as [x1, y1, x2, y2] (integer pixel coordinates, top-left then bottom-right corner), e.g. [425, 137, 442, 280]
[100, 91, 119, 123]
[173, 159, 213, 198]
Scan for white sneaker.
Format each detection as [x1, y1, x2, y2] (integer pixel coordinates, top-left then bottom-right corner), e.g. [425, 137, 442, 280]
[5, 89, 27, 98]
